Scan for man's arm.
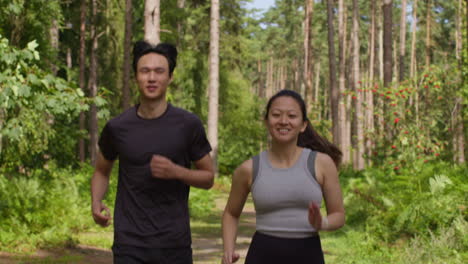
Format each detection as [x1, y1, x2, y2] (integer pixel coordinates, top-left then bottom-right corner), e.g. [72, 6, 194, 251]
[150, 153, 214, 189]
[91, 151, 115, 227]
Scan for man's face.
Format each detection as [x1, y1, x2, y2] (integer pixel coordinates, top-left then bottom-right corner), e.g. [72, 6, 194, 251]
[136, 53, 173, 101]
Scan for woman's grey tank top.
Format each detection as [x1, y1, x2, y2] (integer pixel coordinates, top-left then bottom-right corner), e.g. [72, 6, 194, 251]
[251, 148, 322, 238]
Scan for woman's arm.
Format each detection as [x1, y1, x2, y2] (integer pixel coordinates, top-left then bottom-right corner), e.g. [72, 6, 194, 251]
[310, 153, 345, 231]
[222, 159, 252, 264]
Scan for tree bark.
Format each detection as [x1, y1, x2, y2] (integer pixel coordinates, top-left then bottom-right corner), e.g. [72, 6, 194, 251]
[314, 60, 321, 108]
[304, 0, 314, 110]
[352, 0, 364, 170]
[339, 0, 351, 164]
[257, 59, 263, 97]
[453, 0, 465, 163]
[144, 0, 160, 45]
[326, 0, 340, 146]
[122, 0, 133, 110]
[383, 0, 393, 88]
[177, 0, 186, 47]
[266, 57, 273, 98]
[79, 0, 87, 163]
[410, 0, 418, 79]
[425, 0, 431, 68]
[0, 109, 3, 156]
[366, 0, 376, 163]
[208, 0, 220, 174]
[376, 0, 385, 139]
[399, 0, 407, 82]
[49, 19, 59, 75]
[88, 0, 99, 165]
[393, 37, 398, 82]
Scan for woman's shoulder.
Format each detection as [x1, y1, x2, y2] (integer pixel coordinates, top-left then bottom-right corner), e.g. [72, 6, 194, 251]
[314, 152, 338, 180]
[235, 158, 253, 175]
[308, 150, 337, 171]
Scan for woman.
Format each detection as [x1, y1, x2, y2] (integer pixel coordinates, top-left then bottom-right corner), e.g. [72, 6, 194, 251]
[222, 89, 345, 264]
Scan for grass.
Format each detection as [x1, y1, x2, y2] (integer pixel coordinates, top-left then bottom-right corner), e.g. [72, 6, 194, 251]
[1, 174, 465, 263]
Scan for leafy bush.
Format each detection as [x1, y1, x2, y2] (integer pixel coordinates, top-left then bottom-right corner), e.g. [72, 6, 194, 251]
[342, 161, 467, 246]
[365, 66, 467, 172]
[0, 166, 94, 251]
[217, 67, 265, 175]
[0, 35, 88, 171]
[189, 187, 216, 219]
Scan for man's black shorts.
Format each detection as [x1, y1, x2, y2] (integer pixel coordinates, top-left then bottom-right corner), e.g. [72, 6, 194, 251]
[112, 244, 193, 264]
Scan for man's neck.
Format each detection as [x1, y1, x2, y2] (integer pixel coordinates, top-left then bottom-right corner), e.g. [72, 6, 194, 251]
[137, 98, 168, 119]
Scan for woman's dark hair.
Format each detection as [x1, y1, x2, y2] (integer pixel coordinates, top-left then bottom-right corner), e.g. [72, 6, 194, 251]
[265, 89, 342, 166]
[132, 41, 178, 76]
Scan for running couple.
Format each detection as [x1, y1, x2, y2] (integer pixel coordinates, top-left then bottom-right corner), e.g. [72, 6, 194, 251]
[91, 40, 345, 264]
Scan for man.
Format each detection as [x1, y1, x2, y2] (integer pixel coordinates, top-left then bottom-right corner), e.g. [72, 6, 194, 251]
[91, 41, 214, 264]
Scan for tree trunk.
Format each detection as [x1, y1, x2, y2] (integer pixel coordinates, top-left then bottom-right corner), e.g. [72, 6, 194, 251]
[377, 0, 384, 82]
[399, 0, 407, 82]
[376, 0, 385, 140]
[177, 0, 186, 47]
[425, 0, 431, 68]
[314, 60, 321, 108]
[410, 0, 418, 79]
[352, 0, 364, 170]
[66, 48, 72, 70]
[207, 0, 220, 174]
[0, 109, 3, 156]
[393, 37, 398, 82]
[383, 0, 393, 88]
[79, 0, 87, 163]
[453, 0, 465, 163]
[453, 98, 465, 164]
[266, 57, 273, 98]
[366, 0, 376, 163]
[144, 0, 160, 45]
[304, 0, 314, 109]
[326, 0, 340, 146]
[50, 19, 59, 75]
[339, 0, 351, 164]
[88, 0, 99, 166]
[122, 0, 133, 110]
[257, 59, 263, 97]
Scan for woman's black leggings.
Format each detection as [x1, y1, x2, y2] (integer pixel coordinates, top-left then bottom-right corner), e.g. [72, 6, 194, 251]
[245, 232, 325, 264]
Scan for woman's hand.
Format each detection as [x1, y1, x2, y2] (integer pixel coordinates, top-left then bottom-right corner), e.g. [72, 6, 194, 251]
[308, 202, 326, 230]
[222, 251, 240, 264]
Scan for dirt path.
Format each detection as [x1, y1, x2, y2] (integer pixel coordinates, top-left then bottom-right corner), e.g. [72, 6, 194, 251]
[0, 194, 255, 264]
[191, 195, 256, 264]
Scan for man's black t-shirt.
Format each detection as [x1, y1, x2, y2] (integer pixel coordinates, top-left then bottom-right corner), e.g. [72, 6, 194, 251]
[98, 104, 212, 248]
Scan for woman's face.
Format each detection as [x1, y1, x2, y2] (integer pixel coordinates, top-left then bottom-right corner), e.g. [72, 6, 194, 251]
[266, 96, 307, 144]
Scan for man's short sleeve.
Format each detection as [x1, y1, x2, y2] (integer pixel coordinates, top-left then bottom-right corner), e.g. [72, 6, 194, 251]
[189, 117, 212, 161]
[98, 123, 118, 161]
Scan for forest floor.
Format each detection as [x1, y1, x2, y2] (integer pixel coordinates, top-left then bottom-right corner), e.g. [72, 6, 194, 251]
[0, 190, 350, 264]
[0, 193, 256, 264]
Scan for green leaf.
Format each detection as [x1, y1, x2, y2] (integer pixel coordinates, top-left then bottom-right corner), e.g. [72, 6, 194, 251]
[11, 85, 19, 96]
[33, 51, 40, 60]
[27, 40, 38, 52]
[76, 89, 84, 97]
[94, 96, 107, 107]
[401, 137, 408, 145]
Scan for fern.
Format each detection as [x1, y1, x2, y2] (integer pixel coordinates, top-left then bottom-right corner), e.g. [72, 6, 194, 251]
[429, 174, 452, 194]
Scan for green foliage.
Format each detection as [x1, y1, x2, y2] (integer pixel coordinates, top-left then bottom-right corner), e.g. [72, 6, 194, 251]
[0, 35, 89, 170]
[366, 65, 465, 172]
[0, 166, 94, 251]
[342, 161, 467, 246]
[0, 0, 63, 68]
[333, 161, 467, 263]
[189, 187, 216, 219]
[218, 67, 265, 175]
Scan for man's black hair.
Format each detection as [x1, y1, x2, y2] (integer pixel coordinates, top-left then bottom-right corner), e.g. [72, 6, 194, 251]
[132, 41, 178, 76]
